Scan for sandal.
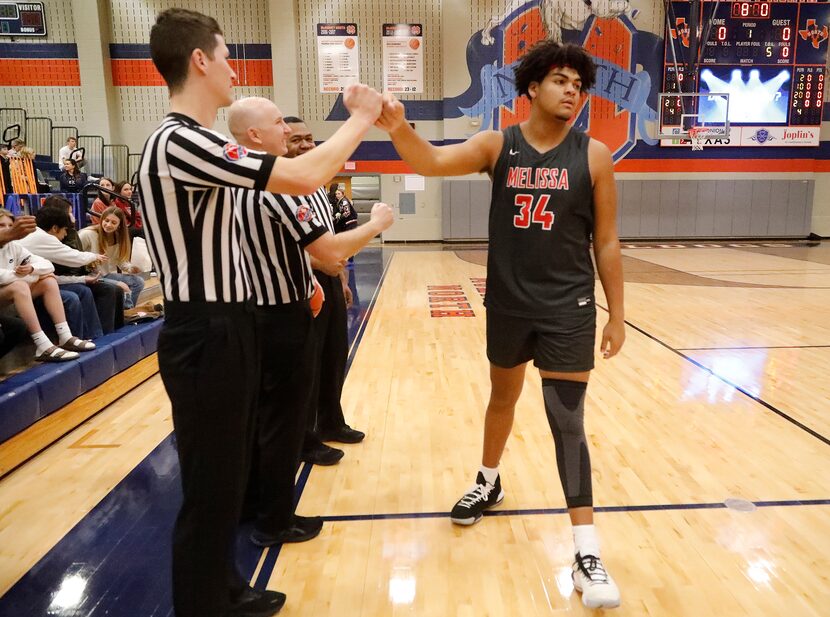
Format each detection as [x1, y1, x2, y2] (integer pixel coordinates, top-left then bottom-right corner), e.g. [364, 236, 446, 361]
[36, 345, 79, 362]
[60, 336, 96, 352]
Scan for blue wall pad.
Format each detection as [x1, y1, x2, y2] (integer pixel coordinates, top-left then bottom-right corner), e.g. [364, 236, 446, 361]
[0, 380, 41, 443]
[34, 362, 83, 417]
[139, 321, 162, 354]
[77, 346, 117, 391]
[112, 329, 145, 372]
[0, 319, 165, 447]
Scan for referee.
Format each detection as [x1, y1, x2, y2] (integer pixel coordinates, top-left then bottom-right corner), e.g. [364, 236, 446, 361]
[228, 98, 392, 547]
[139, 10, 383, 617]
[284, 119, 368, 467]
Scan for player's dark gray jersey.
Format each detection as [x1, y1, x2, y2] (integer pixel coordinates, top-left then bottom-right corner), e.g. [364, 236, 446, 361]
[485, 124, 595, 318]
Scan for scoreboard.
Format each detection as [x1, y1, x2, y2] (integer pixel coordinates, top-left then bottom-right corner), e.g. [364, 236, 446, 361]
[0, 2, 46, 36]
[662, 0, 830, 146]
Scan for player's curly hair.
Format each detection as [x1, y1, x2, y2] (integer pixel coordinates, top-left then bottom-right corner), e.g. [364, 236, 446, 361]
[514, 41, 597, 98]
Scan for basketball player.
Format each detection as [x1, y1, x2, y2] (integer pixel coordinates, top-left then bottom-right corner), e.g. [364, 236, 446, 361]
[376, 41, 625, 609]
[140, 9, 383, 617]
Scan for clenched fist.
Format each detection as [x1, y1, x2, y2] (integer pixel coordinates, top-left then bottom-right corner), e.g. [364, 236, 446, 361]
[343, 83, 383, 124]
[369, 202, 394, 233]
[375, 93, 407, 133]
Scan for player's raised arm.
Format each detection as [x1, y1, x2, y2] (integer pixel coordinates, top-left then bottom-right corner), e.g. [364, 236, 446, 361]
[266, 84, 382, 195]
[589, 137, 625, 359]
[376, 93, 502, 177]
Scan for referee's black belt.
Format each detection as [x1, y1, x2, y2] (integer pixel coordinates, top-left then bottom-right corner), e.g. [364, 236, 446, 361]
[164, 300, 255, 319]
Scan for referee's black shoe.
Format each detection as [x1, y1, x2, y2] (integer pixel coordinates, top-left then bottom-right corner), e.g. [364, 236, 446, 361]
[319, 424, 365, 444]
[300, 444, 344, 466]
[250, 515, 324, 547]
[227, 587, 286, 617]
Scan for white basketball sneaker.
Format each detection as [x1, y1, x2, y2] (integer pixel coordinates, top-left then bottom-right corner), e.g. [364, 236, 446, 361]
[572, 552, 621, 609]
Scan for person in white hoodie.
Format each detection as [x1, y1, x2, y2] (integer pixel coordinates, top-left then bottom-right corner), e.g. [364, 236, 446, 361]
[18, 204, 111, 339]
[0, 208, 95, 361]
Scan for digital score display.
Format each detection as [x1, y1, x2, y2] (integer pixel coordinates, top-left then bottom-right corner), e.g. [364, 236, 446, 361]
[703, 1, 797, 66]
[0, 2, 45, 37]
[731, 2, 771, 19]
[663, 0, 830, 146]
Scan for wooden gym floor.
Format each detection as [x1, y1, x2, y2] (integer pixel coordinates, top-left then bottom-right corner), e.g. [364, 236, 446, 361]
[1, 242, 828, 616]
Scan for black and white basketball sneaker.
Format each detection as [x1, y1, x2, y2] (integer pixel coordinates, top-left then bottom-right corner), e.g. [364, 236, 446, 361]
[572, 552, 621, 609]
[449, 472, 504, 525]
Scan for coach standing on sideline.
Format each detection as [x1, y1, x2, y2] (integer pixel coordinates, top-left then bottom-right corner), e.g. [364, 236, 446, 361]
[138, 9, 383, 617]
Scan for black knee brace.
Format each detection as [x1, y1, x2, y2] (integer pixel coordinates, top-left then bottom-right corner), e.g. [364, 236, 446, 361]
[542, 378, 593, 508]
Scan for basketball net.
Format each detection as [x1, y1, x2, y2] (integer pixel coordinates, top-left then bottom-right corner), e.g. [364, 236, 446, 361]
[688, 127, 705, 151]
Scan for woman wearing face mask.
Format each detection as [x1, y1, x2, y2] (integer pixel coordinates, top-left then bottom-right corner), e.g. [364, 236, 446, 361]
[78, 206, 144, 309]
[58, 158, 88, 194]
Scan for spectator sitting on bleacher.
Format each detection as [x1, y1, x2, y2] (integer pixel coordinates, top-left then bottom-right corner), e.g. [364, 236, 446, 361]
[18, 202, 123, 339]
[44, 195, 124, 332]
[59, 159, 88, 194]
[78, 206, 144, 309]
[0, 145, 11, 196]
[112, 181, 143, 238]
[90, 177, 114, 224]
[58, 136, 82, 166]
[0, 208, 95, 361]
[7, 139, 25, 158]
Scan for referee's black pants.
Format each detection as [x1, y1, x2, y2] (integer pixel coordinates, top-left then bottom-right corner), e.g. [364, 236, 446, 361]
[247, 301, 316, 533]
[305, 271, 348, 442]
[158, 301, 259, 617]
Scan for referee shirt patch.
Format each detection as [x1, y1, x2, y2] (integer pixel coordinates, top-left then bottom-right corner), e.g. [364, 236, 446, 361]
[223, 143, 248, 161]
[296, 204, 314, 223]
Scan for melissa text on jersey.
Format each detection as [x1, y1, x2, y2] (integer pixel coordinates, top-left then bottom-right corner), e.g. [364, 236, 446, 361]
[506, 167, 570, 191]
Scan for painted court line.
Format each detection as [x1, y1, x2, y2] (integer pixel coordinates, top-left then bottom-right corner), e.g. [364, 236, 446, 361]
[677, 345, 830, 351]
[312, 498, 830, 524]
[597, 303, 830, 448]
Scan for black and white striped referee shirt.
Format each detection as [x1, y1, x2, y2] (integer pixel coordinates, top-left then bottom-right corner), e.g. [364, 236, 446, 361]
[137, 113, 276, 303]
[235, 186, 333, 305]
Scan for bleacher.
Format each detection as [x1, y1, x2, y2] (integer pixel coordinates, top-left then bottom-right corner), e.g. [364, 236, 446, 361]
[0, 107, 158, 478]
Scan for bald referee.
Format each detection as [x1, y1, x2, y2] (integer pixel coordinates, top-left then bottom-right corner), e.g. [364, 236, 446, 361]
[139, 9, 383, 617]
[227, 98, 392, 548]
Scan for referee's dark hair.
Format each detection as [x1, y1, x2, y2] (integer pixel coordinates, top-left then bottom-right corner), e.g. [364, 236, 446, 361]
[34, 204, 72, 231]
[513, 41, 597, 98]
[150, 8, 223, 93]
[284, 116, 304, 124]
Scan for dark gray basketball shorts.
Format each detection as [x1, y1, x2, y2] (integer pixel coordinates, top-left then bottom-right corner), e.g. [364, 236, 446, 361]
[486, 307, 597, 372]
